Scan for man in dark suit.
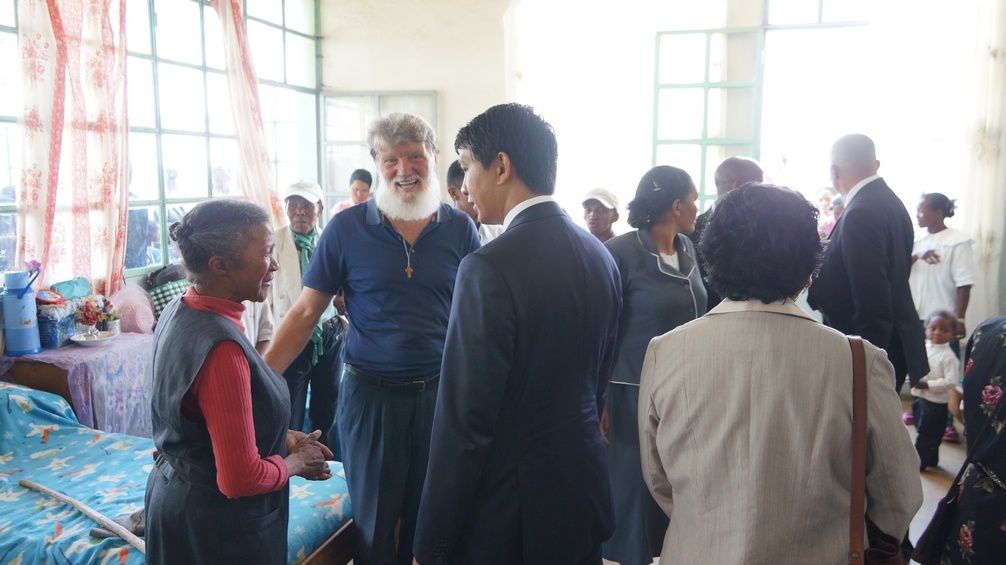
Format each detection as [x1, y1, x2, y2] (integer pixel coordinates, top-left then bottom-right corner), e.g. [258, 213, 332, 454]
[808, 134, 928, 391]
[686, 156, 762, 309]
[413, 103, 622, 565]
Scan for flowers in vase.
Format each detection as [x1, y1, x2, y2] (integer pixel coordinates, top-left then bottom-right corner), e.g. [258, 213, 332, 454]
[75, 300, 101, 327]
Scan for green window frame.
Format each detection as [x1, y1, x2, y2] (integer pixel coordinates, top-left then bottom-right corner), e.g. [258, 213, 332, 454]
[653, 27, 765, 211]
[124, 0, 321, 278]
[653, 0, 868, 211]
[0, 0, 19, 272]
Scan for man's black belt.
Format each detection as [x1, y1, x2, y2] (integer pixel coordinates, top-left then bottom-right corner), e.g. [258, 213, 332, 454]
[345, 364, 439, 392]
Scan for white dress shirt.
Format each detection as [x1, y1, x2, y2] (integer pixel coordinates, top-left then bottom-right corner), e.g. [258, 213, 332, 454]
[842, 174, 881, 206]
[503, 195, 556, 230]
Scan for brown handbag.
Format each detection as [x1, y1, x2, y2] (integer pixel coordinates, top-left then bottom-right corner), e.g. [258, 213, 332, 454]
[848, 337, 907, 565]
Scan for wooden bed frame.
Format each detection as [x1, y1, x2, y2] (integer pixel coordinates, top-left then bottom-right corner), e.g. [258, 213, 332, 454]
[303, 519, 355, 564]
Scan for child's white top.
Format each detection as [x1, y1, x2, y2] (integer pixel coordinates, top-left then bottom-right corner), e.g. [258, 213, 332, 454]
[910, 341, 958, 404]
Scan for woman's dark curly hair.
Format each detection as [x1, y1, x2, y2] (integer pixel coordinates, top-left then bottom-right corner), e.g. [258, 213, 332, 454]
[921, 192, 956, 218]
[169, 199, 270, 283]
[627, 165, 694, 229]
[700, 184, 822, 303]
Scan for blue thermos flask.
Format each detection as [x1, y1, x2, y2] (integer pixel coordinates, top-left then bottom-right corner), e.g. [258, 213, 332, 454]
[2, 270, 43, 356]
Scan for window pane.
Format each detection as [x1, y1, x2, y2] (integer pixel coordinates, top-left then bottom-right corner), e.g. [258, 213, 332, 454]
[157, 63, 206, 132]
[706, 87, 755, 139]
[658, 33, 706, 84]
[285, 32, 316, 88]
[203, 5, 226, 70]
[325, 143, 371, 210]
[656, 88, 705, 140]
[126, 0, 152, 55]
[378, 94, 436, 125]
[247, 0, 283, 24]
[161, 134, 208, 198]
[822, 0, 869, 22]
[209, 137, 239, 197]
[0, 0, 15, 27]
[248, 20, 284, 82]
[0, 32, 21, 116]
[127, 57, 156, 128]
[325, 96, 378, 142]
[124, 206, 162, 269]
[154, 0, 203, 65]
[270, 89, 318, 183]
[127, 132, 160, 201]
[0, 122, 22, 190]
[285, 0, 315, 34]
[767, 0, 819, 25]
[654, 144, 702, 176]
[704, 145, 753, 201]
[0, 213, 17, 272]
[206, 72, 234, 135]
[165, 202, 196, 263]
[708, 32, 758, 83]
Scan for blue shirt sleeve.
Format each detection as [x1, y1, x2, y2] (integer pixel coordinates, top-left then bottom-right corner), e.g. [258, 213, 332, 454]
[301, 216, 345, 296]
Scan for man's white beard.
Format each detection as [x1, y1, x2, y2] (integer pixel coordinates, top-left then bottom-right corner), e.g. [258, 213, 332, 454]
[376, 173, 442, 221]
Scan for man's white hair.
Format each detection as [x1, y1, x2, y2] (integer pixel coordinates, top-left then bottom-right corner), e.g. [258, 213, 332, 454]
[831, 134, 878, 175]
[368, 113, 437, 158]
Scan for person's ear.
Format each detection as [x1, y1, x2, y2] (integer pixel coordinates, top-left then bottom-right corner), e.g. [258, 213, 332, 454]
[612, 211, 620, 223]
[207, 255, 229, 276]
[496, 152, 514, 185]
[447, 185, 460, 202]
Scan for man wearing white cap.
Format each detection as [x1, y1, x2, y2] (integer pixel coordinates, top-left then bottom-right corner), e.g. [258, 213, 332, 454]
[582, 188, 620, 243]
[271, 179, 345, 455]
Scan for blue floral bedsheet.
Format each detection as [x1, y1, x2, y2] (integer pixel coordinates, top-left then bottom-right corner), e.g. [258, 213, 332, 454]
[0, 382, 352, 564]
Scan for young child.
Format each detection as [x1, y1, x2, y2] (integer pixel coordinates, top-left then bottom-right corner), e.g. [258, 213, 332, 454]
[910, 310, 960, 470]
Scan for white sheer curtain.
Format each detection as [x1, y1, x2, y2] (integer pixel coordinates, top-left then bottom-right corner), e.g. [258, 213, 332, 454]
[212, 0, 285, 229]
[16, 0, 128, 294]
[959, 0, 1006, 321]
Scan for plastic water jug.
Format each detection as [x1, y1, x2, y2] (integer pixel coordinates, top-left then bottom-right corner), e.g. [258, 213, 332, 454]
[2, 270, 42, 356]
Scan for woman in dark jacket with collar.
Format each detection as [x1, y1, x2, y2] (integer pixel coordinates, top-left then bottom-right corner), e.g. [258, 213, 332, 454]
[602, 165, 707, 565]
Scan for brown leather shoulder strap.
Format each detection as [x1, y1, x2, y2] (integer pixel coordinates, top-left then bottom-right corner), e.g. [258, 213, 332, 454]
[848, 336, 867, 564]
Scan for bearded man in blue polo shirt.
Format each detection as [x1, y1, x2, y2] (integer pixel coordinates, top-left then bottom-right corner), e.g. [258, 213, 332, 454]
[265, 112, 480, 565]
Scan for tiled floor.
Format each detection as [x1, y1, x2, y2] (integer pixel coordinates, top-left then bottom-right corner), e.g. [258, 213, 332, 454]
[603, 402, 966, 565]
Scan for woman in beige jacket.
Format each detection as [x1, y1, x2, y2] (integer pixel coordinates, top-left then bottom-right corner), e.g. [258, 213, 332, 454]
[638, 184, 922, 564]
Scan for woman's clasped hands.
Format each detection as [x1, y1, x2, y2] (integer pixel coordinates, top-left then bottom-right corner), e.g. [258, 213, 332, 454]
[284, 429, 333, 481]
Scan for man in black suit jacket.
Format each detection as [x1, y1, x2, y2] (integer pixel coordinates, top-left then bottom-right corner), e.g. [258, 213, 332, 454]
[808, 134, 928, 391]
[687, 156, 763, 310]
[413, 103, 622, 565]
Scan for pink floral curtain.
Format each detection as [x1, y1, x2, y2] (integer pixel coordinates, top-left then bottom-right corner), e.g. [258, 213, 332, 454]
[16, 0, 128, 295]
[213, 0, 285, 228]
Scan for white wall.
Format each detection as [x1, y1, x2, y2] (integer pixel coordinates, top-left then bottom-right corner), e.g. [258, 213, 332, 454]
[319, 0, 510, 185]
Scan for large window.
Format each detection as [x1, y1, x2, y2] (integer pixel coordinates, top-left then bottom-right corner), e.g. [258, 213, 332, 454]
[123, 0, 320, 274]
[323, 92, 436, 212]
[0, 0, 19, 271]
[653, 0, 869, 207]
[654, 28, 763, 211]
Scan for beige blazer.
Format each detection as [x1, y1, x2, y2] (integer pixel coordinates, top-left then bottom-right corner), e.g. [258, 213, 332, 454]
[639, 299, 922, 565]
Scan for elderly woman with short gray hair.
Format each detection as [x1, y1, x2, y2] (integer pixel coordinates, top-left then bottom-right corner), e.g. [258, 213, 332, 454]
[638, 184, 921, 564]
[145, 199, 332, 565]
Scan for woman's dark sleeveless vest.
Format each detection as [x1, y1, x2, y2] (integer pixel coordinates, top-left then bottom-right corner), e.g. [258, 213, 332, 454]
[144, 298, 292, 565]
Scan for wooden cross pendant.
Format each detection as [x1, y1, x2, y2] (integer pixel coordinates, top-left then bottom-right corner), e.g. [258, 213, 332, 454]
[405, 265, 414, 279]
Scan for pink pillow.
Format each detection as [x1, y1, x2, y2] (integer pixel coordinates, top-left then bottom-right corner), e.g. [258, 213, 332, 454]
[109, 284, 156, 334]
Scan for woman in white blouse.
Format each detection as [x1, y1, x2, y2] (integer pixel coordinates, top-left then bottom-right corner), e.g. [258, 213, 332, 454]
[638, 184, 922, 564]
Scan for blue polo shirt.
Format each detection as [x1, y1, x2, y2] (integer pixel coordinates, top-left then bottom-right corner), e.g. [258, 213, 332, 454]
[303, 199, 480, 379]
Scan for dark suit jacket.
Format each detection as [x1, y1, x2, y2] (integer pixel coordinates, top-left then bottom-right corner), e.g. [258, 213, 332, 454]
[413, 201, 621, 564]
[685, 207, 722, 309]
[807, 177, 928, 382]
